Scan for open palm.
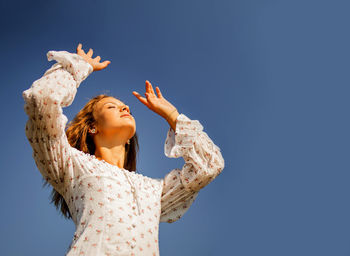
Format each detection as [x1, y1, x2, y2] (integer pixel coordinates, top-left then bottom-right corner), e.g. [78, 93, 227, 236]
[132, 80, 178, 119]
[76, 43, 111, 71]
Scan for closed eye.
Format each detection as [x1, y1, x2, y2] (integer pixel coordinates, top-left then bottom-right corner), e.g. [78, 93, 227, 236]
[108, 106, 115, 109]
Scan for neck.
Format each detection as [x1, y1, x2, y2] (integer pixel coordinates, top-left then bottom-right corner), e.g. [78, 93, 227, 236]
[94, 142, 126, 169]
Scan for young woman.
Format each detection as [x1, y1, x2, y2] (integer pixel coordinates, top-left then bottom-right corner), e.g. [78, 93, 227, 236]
[22, 43, 225, 256]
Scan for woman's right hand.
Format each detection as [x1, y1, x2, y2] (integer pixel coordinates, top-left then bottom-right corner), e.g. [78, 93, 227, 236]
[76, 43, 111, 71]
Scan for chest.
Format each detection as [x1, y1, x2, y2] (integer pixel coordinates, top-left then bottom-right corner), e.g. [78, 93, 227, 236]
[65, 159, 163, 227]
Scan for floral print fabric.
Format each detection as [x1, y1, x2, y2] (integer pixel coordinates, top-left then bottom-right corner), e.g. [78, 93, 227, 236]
[22, 50, 225, 255]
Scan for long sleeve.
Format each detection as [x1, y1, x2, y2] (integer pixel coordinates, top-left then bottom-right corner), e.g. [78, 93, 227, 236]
[159, 113, 225, 223]
[22, 50, 93, 194]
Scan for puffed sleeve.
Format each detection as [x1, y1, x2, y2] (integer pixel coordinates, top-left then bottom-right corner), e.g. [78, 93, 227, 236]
[159, 113, 225, 223]
[22, 50, 93, 194]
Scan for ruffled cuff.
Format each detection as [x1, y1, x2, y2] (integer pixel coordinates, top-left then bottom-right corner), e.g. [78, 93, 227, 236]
[164, 113, 204, 158]
[46, 50, 93, 87]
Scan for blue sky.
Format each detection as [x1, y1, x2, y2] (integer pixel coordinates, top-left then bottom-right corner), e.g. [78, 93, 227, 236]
[1, 0, 350, 255]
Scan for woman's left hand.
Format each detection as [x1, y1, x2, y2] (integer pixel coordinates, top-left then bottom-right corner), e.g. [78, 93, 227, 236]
[132, 80, 178, 120]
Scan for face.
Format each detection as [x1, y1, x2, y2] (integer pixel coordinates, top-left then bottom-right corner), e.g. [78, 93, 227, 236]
[92, 97, 136, 140]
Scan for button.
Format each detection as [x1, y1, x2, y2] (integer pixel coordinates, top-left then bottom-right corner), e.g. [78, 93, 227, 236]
[132, 206, 136, 210]
[132, 224, 136, 228]
[130, 242, 136, 249]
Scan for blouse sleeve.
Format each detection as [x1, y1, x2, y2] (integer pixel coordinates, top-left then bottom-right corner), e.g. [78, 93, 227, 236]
[159, 113, 225, 223]
[22, 50, 93, 194]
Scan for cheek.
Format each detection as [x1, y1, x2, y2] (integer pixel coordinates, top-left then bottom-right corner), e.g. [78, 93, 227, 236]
[98, 112, 120, 128]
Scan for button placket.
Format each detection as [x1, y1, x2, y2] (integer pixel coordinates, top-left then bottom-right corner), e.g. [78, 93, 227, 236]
[122, 170, 141, 215]
[129, 235, 137, 250]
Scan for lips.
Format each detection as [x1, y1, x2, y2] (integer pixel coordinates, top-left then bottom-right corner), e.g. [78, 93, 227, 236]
[121, 114, 131, 118]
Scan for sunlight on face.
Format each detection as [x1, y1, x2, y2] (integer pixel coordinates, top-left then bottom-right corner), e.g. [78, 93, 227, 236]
[93, 97, 136, 136]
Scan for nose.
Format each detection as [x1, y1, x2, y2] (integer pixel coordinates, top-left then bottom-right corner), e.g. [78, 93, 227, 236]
[121, 106, 131, 114]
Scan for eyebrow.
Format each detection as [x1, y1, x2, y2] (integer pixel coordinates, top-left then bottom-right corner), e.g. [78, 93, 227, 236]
[102, 102, 125, 107]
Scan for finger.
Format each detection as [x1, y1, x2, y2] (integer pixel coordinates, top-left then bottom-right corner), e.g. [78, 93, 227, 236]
[77, 43, 83, 51]
[78, 46, 86, 55]
[145, 80, 155, 95]
[148, 81, 155, 95]
[77, 43, 82, 52]
[97, 60, 111, 69]
[93, 56, 101, 62]
[101, 60, 111, 66]
[145, 80, 151, 94]
[132, 91, 149, 106]
[87, 48, 93, 57]
[155, 86, 163, 98]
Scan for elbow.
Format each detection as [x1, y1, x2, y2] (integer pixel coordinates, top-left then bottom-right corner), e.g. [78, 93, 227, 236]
[22, 88, 34, 103]
[197, 157, 224, 191]
[23, 86, 46, 105]
[214, 144, 225, 171]
[208, 149, 225, 177]
[23, 86, 60, 107]
[180, 148, 225, 192]
[205, 143, 225, 178]
[216, 150, 225, 174]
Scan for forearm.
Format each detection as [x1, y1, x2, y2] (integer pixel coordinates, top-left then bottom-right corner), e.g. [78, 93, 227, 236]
[23, 50, 93, 137]
[164, 113, 225, 192]
[165, 109, 180, 132]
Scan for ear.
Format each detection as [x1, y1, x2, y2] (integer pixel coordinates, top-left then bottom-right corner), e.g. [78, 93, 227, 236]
[89, 127, 97, 134]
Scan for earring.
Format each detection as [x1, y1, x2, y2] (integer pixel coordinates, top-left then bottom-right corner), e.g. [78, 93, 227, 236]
[127, 139, 130, 145]
[90, 128, 96, 134]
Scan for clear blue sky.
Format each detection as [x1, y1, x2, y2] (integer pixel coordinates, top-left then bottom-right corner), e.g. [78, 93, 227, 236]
[1, 0, 350, 255]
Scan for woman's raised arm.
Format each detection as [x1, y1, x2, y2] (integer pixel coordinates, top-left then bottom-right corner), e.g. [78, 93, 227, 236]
[22, 44, 109, 194]
[159, 113, 225, 223]
[132, 80, 225, 222]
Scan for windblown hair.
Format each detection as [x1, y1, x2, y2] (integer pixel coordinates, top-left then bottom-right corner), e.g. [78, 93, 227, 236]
[42, 94, 139, 219]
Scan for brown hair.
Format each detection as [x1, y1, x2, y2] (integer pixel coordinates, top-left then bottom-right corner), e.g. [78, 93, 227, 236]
[42, 94, 139, 219]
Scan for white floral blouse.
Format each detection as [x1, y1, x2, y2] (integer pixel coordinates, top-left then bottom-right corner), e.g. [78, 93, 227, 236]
[22, 50, 225, 256]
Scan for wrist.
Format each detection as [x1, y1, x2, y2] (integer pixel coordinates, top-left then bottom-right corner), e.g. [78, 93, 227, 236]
[165, 109, 179, 131]
[76, 54, 95, 71]
[165, 109, 178, 121]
